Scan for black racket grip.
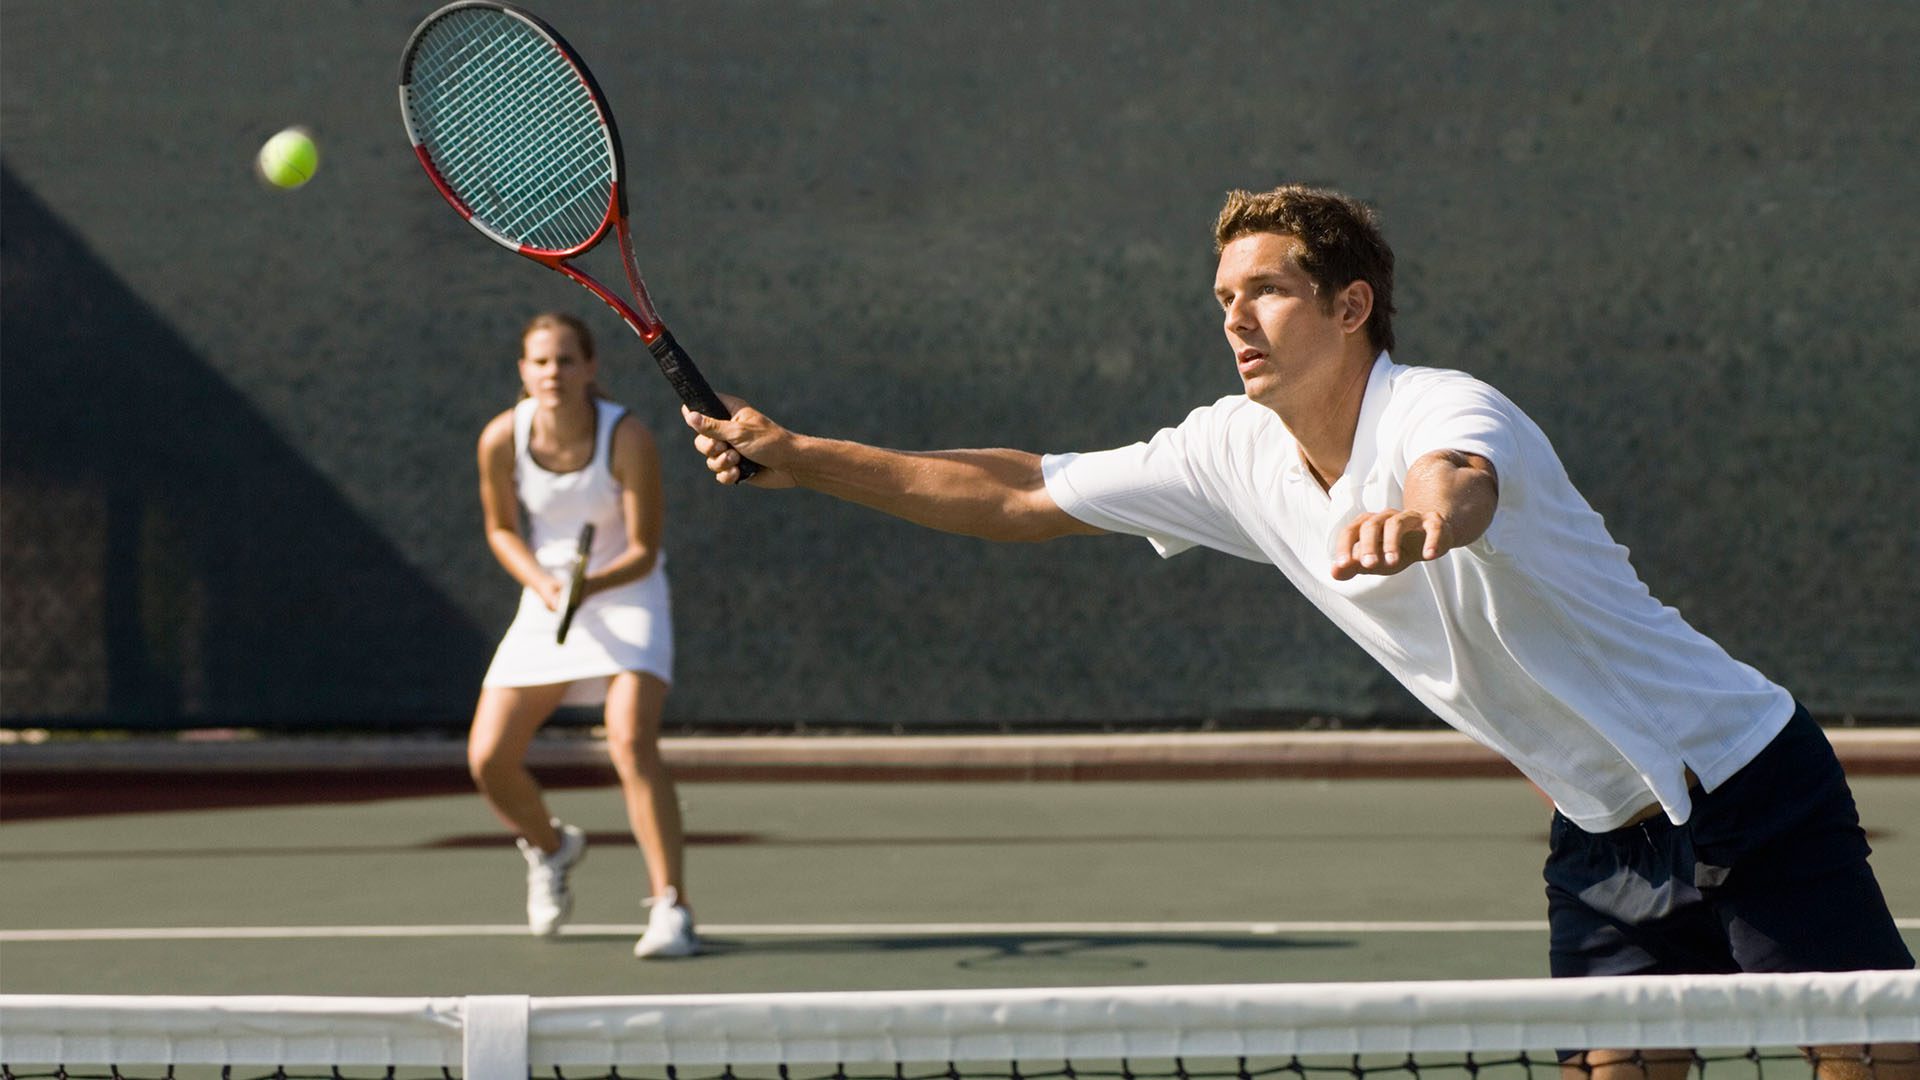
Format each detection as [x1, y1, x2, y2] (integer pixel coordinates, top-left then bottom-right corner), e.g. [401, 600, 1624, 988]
[556, 523, 594, 644]
[646, 329, 762, 481]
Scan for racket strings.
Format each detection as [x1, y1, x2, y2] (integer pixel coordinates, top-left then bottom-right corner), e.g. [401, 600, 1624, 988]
[406, 8, 613, 252]
[414, 19, 605, 207]
[415, 22, 607, 242]
[431, 38, 595, 208]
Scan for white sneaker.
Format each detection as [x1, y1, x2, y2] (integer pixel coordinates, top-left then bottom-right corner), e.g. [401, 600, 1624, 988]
[516, 821, 587, 937]
[633, 887, 700, 958]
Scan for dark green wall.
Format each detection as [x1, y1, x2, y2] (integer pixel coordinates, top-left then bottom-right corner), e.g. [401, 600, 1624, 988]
[4, 2, 1916, 729]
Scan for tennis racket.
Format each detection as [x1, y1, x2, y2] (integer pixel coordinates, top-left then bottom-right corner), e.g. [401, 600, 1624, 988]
[555, 523, 594, 644]
[398, 1, 759, 479]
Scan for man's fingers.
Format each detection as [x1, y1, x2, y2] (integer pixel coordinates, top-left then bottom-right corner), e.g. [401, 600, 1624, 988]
[1422, 511, 1448, 560]
[1332, 511, 1452, 579]
[1379, 515, 1405, 567]
[682, 397, 793, 488]
[1381, 514, 1428, 569]
[683, 417, 734, 484]
[1383, 512, 1457, 568]
[1331, 519, 1362, 579]
[1355, 516, 1383, 568]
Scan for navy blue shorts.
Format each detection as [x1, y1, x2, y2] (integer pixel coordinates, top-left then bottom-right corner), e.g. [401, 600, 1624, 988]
[1544, 703, 1914, 978]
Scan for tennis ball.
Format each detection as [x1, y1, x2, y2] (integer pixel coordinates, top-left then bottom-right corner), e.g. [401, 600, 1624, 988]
[257, 127, 319, 189]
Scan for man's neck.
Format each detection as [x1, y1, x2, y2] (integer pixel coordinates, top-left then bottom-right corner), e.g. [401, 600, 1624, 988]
[1275, 351, 1376, 492]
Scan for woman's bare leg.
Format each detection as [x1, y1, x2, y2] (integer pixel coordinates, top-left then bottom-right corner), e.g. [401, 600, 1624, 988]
[1565, 1045, 1920, 1080]
[468, 683, 571, 852]
[1808, 1044, 1920, 1080]
[1562, 1050, 1695, 1080]
[602, 672, 684, 903]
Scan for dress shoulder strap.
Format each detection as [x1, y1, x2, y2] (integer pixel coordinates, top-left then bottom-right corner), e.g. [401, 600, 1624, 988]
[511, 398, 536, 460]
[593, 397, 629, 472]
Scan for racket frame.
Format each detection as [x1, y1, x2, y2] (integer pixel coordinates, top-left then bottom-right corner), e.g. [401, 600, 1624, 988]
[399, 1, 757, 476]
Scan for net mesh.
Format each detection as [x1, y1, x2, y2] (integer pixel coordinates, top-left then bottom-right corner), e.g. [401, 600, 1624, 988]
[401, 6, 613, 253]
[3, 974, 1917, 1080]
[0, 1055, 1868, 1075]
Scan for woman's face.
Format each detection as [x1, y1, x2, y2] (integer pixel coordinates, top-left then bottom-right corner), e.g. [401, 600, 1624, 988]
[518, 325, 596, 407]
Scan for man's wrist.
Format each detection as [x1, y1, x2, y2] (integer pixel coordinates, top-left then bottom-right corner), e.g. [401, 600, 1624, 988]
[766, 431, 811, 476]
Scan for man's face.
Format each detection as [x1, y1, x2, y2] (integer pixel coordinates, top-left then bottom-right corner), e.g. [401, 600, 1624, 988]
[1213, 232, 1349, 408]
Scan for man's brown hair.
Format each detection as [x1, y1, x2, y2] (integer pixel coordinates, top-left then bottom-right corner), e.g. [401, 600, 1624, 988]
[1213, 185, 1395, 354]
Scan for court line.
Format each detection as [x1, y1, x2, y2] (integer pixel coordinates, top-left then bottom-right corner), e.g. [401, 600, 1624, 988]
[7, 918, 1915, 942]
[2, 920, 1544, 941]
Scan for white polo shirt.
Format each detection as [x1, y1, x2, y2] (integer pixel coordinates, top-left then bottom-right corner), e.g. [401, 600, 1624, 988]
[1042, 353, 1793, 832]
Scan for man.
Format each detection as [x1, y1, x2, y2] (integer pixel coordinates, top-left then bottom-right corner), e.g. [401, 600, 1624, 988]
[684, 186, 1915, 1076]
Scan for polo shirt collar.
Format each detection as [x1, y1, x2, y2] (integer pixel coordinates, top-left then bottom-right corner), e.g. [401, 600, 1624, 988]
[1284, 351, 1394, 501]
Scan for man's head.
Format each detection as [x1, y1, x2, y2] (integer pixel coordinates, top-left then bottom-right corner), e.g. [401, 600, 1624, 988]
[1213, 185, 1395, 355]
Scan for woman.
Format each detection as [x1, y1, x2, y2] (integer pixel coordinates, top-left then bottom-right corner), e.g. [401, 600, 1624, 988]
[469, 311, 697, 959]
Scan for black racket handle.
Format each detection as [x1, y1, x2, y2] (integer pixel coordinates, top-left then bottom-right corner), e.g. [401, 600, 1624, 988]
[556, 522, 593, 644]
[646, 330, 762, 481]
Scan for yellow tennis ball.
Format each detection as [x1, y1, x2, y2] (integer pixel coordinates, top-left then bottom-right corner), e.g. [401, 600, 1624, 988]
[258, 127, 319, 189]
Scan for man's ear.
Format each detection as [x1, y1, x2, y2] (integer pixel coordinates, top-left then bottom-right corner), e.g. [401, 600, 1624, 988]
[1337, 280, 1374, 335]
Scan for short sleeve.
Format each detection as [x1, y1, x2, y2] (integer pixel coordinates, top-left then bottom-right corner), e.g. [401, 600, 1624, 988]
[1042, 407, 1268, 563]
[1395, 374, 1525, 508]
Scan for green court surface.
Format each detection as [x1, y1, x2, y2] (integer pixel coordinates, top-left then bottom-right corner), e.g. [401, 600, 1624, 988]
[2, 778, 1916, 995]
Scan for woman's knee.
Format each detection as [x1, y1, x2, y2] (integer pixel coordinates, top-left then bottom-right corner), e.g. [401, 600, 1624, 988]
[469, 686, 563, 786]
[468, 737, 520, 788]
[608, 735, 664, 779]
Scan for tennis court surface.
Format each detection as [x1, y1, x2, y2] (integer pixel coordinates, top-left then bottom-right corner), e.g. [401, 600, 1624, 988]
[4, 764, 1918, 1075]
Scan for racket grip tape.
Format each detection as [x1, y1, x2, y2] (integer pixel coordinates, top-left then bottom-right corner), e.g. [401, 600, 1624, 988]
[647, 330, 762, 481]
[556, 523, 594, 645]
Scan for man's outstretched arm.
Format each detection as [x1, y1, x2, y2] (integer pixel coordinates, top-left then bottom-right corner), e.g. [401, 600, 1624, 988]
[683, 398, 1104, 543]
[1331, 449, 1499, 579]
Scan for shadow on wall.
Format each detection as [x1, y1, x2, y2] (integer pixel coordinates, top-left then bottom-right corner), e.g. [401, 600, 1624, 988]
[0, 164, 489, 731]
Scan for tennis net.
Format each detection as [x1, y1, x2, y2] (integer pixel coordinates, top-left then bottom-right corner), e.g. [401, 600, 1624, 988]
[4, 972, 1918, 1080]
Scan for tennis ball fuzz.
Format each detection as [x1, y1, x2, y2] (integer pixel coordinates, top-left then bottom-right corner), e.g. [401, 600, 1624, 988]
[257, 127, 319, 189]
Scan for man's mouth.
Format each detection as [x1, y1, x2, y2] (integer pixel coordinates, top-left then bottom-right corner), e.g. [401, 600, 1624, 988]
[1236, 348, 1267, 372]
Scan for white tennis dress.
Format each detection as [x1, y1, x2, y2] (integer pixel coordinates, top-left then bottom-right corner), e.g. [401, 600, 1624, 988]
[482, 397, 673, 705]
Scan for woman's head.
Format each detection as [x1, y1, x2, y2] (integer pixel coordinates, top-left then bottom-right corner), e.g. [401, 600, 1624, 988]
[517, 312, 600, 405]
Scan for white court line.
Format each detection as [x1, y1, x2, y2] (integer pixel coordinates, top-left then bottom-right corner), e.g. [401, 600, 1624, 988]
[6, 918, 1915, 942]
[1, 920, 1543, 942]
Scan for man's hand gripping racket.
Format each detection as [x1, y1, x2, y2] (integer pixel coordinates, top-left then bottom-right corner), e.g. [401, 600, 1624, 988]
[398, 1, 758, 479]
[682, 395, 796, 488]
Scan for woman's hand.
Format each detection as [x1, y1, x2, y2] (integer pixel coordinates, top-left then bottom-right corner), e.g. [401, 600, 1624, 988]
[532, 574, 566, 612]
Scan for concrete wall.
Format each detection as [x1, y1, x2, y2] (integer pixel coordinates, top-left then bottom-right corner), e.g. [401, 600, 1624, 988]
[4, 2, 1916, 729]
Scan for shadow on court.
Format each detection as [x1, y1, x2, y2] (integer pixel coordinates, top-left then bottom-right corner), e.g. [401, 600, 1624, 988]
[553, 932, 1353, 971]
[0, 768, 539, 823]
[0, 164, 490, 732]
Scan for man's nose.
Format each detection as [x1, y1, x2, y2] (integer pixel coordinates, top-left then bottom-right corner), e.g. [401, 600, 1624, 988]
[1223, 296, 1252, 332]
